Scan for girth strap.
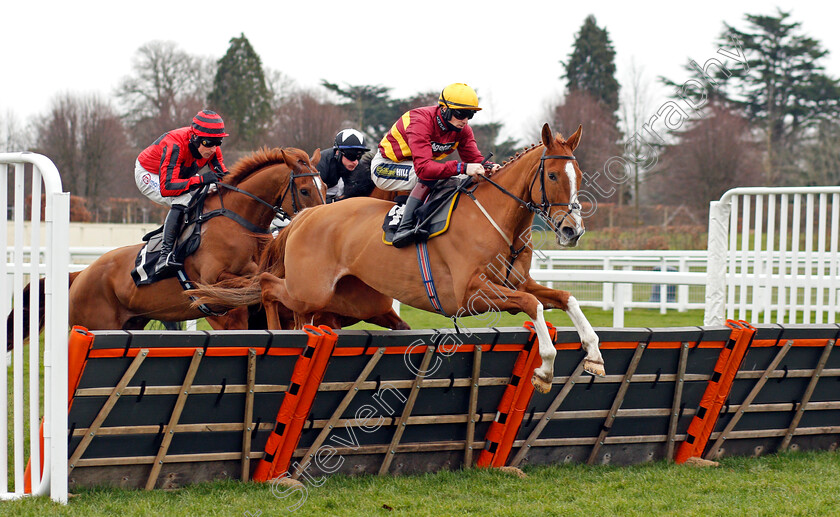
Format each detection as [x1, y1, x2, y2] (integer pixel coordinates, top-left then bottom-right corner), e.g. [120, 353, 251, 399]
[415, 240, 449, 317]
[176, 269, 227, 317]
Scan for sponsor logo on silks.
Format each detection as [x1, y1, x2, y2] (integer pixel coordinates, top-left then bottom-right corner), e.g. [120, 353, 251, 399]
[142, 173, 160, 190]
[373, 163, 412, 181]
[430, 141, 456, 154]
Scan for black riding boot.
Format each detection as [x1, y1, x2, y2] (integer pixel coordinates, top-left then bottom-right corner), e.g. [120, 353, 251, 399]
[392, 184, 430, 248]
[155, 206, 186, 274]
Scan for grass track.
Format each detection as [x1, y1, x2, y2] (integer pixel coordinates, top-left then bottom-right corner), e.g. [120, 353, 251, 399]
[4, 451, 840, 516]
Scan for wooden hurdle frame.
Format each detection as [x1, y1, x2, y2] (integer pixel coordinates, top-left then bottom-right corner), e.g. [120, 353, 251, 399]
[56, 321, 840, 490]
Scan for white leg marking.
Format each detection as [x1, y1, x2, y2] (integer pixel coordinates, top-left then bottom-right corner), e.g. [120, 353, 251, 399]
[566, 296, 604, 376]
[532, 303, 556, 392]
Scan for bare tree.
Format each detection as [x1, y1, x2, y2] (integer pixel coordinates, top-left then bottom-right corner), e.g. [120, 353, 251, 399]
[115, 41, 215, 147]
[33, 93, 132, 203]
[553, 90, 623, 204]
[0, 109, 31, 152]
[269, 89, 348, 153]
[800, 119, 840, 186]
[646, 100, 762, 213]
[619, 59, 659, 222]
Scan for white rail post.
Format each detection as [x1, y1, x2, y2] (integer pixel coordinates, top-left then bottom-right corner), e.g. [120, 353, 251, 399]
[0, 152, 69, 503]
[705, 199, 731, 325]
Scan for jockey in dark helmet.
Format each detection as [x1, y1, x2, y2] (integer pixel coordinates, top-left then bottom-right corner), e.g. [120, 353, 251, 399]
[317, 129, 375, 203]
[370, 83, 499, 248]
[135, 109, 229, 274]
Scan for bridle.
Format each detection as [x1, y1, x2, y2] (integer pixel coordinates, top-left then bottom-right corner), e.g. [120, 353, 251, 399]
[480, 147, 582, 233]
[459, 146, 583, 284]
[198, 164, 323, 234]
[276, 165, 325, 214]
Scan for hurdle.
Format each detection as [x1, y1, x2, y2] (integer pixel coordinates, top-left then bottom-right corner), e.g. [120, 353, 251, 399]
[43, 320, 837, 490]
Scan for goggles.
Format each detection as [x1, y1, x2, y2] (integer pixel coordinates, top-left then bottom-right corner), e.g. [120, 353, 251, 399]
[200, 138, 223, 148]
[449, 109, 475, 120]
[342, 149, 365, 161]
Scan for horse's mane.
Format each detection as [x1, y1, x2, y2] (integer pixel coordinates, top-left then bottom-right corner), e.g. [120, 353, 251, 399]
[224, 146, 290, 185]
[497, 142, 544, 172]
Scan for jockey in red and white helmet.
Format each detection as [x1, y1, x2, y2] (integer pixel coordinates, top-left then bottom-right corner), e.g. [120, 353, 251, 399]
[135, 109, 230, 274]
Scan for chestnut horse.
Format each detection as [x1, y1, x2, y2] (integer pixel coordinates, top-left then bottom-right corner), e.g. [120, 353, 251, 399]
[6, 147, 327, 349]
[190, 124, 605, 392]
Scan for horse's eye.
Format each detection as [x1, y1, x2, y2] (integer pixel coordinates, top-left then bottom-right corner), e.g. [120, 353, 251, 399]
[548, 173, 557, 181]
[300, 189, 309, 196]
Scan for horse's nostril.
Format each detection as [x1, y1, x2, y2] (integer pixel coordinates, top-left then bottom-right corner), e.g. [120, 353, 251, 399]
[561, 226, 578, 239]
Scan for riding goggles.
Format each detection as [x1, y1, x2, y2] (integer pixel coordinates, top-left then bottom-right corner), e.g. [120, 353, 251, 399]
[450, 109, 475, 120]
[342, 150, 365, 161]
[200, 138, 223, 148]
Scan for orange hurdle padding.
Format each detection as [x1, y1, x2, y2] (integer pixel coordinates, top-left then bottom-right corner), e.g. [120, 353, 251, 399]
[252, 326, 324, 482]
[25, 325, 94, 493]
[476, 342, 533, 467]
[674, 320, 754, 463]
[492, 322, 556, 467]
[266, 325, 338, 479]
[478, 321, 554, 467]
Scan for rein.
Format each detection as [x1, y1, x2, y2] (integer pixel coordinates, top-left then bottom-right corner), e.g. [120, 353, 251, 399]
[193, 169, 321, 233]
[458, 147, 582, 282]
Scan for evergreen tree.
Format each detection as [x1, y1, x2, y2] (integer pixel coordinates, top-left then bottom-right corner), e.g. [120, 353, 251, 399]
[470, 122, 519, 163]
[564, 15, 621, 114]
[320, 81, 399, 139]
[207, 34, 273, 148]
[717, 9, 840, 184]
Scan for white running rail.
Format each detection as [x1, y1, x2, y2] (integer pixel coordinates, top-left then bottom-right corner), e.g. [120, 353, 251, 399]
[1, 152, 69, 503]
[705, 187, 840, 326]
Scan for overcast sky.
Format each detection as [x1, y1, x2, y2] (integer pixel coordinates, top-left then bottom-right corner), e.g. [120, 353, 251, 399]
[2, 1, 839, 144]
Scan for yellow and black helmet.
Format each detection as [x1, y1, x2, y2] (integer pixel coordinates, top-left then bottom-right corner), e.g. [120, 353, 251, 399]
[438, 83, 481, 111]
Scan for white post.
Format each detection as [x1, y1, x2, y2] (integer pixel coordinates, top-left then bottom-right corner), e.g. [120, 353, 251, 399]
[705, 199, 731, 325]
[613, 283, 626, 328]
[47, 192, 70, 503]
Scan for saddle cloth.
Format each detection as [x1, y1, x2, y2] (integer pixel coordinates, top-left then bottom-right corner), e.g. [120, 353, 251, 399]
[381, 177, 463, 246]
[130, 190, 208, 286]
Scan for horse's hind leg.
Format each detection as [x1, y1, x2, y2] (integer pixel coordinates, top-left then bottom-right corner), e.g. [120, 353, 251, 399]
[258, 273, 322, 330]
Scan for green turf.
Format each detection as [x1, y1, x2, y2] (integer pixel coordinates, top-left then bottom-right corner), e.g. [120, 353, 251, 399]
[3, 451, 840, 516]
[346, 305, 706, 331]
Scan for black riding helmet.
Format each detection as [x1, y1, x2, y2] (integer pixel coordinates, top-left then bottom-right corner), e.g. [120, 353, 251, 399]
[334, 129, 370, 161]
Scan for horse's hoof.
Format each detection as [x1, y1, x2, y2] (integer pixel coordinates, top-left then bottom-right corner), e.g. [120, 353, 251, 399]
[531, 372, 552, 394]
[584, 359, 606, 377]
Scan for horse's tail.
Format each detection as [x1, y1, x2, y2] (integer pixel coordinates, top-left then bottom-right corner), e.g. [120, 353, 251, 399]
[259, 212, 303, 277]
[5, 272, 78, 351]
[186, 275, 263, 310]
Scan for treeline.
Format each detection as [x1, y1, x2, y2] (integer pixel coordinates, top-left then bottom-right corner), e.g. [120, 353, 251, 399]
[4, 9, 840, 226]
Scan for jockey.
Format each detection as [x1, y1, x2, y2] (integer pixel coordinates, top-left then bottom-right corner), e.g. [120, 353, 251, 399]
[371, 82, 499, 248]
[317, 128, 375, 203]
[135, 109, 229, 274]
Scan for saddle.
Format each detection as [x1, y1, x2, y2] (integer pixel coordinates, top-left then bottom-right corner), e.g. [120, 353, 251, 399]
[130, 190, 208, 286]
[381, 177, 464, 246]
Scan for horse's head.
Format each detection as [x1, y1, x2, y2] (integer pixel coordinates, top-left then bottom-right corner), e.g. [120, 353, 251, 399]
[533, 123, 585, 247]
[277, 147, 327, 214]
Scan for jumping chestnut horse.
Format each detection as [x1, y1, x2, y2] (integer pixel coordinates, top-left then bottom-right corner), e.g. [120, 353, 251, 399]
[190, 124, 605, 392]
[6, 147, 327, 349]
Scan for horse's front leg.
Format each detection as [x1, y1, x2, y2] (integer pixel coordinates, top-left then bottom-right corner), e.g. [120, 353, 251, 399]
[519, 278, 604, 377]
[461, 276, 556, 394]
